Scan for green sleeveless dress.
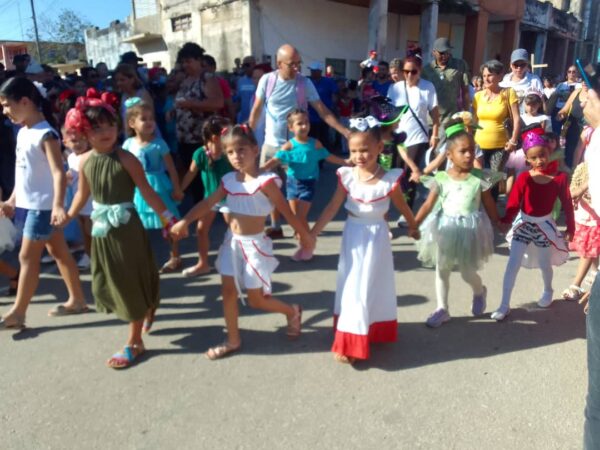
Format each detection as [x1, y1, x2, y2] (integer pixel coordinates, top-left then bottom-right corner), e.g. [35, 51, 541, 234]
[83, 150, 159, 321]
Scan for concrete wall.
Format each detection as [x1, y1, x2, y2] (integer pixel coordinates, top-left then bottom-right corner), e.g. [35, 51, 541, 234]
[200, 1, 250, 71]
[160, 0, 204, 69]
[85, 22, 134, 69]
[252, 0, 424, 78]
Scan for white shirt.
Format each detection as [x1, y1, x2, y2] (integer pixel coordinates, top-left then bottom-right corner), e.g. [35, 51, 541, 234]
[387, 79, 438, 147]
[500, 72, 543, 113]
[255, 73, 319, 147]
[587, 128, 600, 212]
[67, 152, 93, 215]
[14, 121, 58, 210]
[521, 113, 552, 131]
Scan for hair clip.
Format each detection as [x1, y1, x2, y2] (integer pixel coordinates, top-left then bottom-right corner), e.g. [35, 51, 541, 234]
[124, 97, 142, 109]
[240, 123, 250, 133]
[349, 115, 380, 132]
[445, 123, 466, 139]
[220, 126, 229, 136]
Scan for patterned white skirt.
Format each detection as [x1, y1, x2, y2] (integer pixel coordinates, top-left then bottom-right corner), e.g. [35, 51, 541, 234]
[506, 213, 569, 269]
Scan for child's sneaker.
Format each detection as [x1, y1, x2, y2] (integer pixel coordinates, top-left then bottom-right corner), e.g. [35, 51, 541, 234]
[491, 307, 510, 321]
[471, 286, 487, 316]
[426, 308, 450, 328]
[538, 290, 554, 308]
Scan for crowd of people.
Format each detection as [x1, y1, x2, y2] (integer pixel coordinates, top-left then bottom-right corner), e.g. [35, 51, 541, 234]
[1, 39, 600, 422]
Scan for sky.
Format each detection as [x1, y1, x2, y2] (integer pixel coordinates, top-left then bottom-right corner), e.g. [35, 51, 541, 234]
[0, 0, 132, 41]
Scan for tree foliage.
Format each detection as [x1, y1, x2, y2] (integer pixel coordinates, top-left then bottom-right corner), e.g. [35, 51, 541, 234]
[28, 8, 92, 44]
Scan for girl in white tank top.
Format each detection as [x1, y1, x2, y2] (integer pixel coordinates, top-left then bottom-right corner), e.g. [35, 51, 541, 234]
[0, 77, 87, 330]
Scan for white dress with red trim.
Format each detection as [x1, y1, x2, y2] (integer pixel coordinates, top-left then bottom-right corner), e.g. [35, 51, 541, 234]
[215, 171, 282, 298]
[333, 166, 403, 360]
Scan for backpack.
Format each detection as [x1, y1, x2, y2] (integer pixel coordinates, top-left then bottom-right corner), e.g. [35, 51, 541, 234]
[264, 70, 308, 110]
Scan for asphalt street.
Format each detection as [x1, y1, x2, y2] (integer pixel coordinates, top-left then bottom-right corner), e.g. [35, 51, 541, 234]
[0, 163, 588, 449]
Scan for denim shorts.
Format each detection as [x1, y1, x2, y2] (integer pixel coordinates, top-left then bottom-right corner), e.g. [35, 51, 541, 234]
[15, 208, 55, 241]
[286, 177, 316, 202]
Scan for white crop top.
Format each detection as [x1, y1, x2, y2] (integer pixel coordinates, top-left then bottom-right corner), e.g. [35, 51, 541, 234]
[221, 171, 282, 217]
[337, 167, 403, 219]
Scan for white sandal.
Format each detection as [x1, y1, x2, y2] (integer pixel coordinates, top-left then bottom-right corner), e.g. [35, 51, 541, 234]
[562, 285, 585, 301]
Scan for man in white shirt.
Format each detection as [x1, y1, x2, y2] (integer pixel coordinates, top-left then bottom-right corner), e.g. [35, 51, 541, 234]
[500, 48, 543, 113]
[248, 44, 349, 237]
[582, 87, 600, 449]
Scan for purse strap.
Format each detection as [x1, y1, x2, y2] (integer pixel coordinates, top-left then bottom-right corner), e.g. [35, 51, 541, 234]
[503, 88, 513, 122]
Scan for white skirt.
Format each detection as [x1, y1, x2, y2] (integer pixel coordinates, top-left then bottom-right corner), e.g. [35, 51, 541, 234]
[215, 230, 279, 299]
[333, 216, 397, 360]
[506, 213, 569, 269]
[0, 217, 17, 255]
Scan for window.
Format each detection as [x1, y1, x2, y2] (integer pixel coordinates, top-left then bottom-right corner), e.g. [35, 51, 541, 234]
[171, 14, 191, 32]
[325, 58, 346, 78]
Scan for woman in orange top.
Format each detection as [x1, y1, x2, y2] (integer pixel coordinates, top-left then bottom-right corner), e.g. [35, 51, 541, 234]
[472, 60, 521, 198]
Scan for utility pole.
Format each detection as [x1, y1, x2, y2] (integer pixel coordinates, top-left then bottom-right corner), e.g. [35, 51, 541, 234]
[29, 0, 42, 62]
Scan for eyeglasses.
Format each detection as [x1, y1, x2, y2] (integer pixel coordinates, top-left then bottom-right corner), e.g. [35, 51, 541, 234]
[436, 51, 450, 57]
[282, 61, 302, 68]
[403, 69, 418, 75]
[512, 62, 527, 68]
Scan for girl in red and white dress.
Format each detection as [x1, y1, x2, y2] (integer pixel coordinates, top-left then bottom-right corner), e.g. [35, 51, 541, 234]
[170, 124, 314, 360]
[492, 130, 575, 321]
[311, 116, 420, 364]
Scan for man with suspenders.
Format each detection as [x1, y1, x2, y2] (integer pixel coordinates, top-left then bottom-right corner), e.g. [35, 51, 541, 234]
[249, 44, 349, 238]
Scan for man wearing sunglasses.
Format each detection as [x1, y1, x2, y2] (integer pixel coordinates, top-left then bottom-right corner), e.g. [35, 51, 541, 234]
[422, 37, 470, 123]
[500, 48, 543, 113]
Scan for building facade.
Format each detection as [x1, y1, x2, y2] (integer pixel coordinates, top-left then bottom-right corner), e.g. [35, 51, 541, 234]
[84, 0, 598, 78]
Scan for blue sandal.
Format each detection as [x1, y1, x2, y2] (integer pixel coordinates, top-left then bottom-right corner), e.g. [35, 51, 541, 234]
[106, 345, 145, 369]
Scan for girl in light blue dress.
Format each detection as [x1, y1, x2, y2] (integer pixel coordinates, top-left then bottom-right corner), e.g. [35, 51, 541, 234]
[123, 97, 184, 273]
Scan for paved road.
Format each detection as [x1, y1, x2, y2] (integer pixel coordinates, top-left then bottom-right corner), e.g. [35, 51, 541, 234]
[0, 164, 588, 449]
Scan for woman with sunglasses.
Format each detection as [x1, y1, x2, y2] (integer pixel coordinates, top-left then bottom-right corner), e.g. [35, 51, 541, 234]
[472, 59, 521, 199]
[387, 55, 440, 208]
[500, 48, 543, 114]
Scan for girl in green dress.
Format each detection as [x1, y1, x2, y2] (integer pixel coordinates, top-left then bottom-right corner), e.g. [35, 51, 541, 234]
[64, 98, 175, 369]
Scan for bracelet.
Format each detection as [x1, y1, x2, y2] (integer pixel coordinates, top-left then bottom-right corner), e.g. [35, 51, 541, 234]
[508, 139, 517, 146]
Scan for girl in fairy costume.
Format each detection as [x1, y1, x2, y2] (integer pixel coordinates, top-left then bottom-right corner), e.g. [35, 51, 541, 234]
[415, 118, 502, 327]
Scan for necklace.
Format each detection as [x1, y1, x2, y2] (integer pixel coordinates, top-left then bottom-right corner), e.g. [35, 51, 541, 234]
[484, 90, 500, 102]
[357, 166, 380, 182]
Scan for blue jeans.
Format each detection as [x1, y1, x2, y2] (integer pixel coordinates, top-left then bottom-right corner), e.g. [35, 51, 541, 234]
[585, 273, 600, 449]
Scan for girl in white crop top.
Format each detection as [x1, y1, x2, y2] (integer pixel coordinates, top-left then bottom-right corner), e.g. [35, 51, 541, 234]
[0, 77, 86, 329]
[310, 120, 420, 364]
[171, 124, 315, 360]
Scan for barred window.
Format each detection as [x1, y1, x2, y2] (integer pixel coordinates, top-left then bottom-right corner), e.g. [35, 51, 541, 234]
[171, 14, 191, 32]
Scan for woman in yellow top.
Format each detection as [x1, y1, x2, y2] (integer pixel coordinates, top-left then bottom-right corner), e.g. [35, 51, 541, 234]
[472, 59, 521, 198]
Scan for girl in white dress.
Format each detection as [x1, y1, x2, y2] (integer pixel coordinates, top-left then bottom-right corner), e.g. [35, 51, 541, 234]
[311, 117, 420, 364]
